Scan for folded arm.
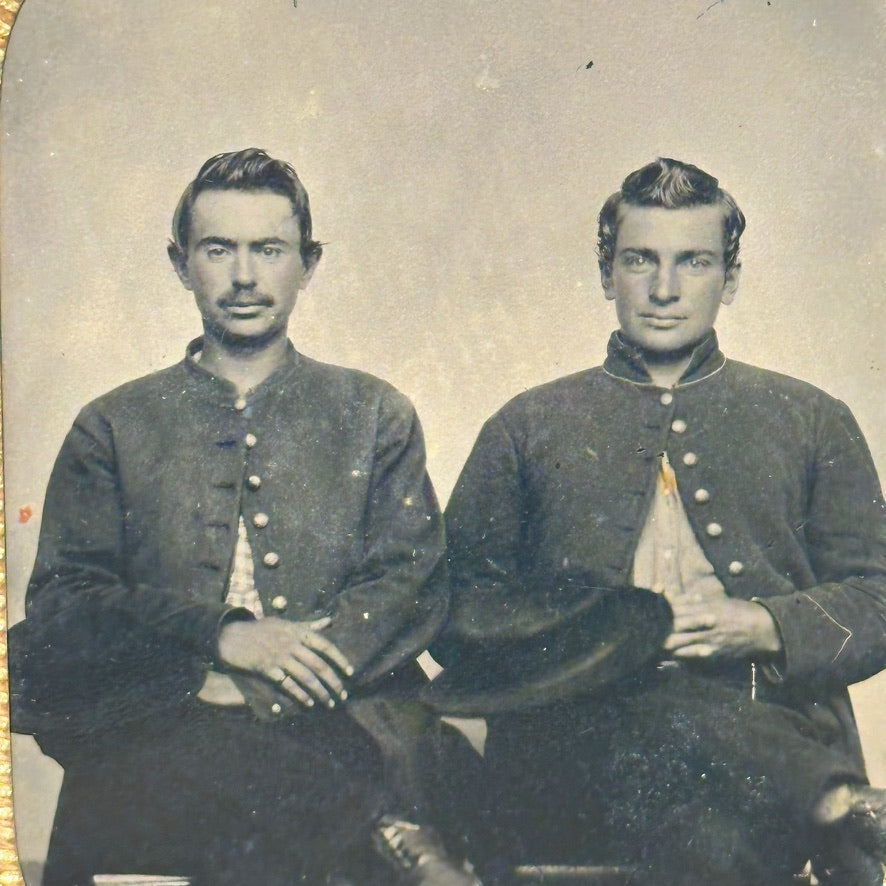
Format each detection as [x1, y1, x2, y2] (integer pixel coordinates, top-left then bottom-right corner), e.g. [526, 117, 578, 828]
[320, 393, 448, 687]
[743, 400, 886, 687]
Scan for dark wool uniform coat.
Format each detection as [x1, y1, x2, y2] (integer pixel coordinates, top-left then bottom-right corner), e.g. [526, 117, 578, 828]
[18, 340, 447, 884]
[432, 332, 886, 882]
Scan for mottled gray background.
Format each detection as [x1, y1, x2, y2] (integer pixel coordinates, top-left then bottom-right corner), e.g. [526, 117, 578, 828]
[2, 0, 883, 875]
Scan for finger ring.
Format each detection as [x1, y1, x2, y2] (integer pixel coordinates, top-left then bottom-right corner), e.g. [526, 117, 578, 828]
[276, 673, 289, 686]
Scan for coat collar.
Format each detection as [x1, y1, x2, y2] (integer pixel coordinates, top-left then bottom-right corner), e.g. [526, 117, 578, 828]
[180, 336, 301, 407]
[603, 330, 726, 387]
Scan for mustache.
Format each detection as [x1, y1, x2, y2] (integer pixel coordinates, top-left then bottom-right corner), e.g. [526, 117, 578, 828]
[219, 291, 274, 308]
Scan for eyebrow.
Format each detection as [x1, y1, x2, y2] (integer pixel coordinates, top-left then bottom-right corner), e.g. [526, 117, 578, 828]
[617, 247, 657, 260]
[195, 236, 293, 249]
[617, 247, 720, 261]
[676, 249, 719, 260]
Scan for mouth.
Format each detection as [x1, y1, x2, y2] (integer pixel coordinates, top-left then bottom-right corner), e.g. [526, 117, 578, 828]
[222, 302, 271, 317]
[639, 314, 686, 329]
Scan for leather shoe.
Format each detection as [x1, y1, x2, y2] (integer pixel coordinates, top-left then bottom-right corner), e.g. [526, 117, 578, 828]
[374, 816, 482, 885]
[843, 786, 886, 858]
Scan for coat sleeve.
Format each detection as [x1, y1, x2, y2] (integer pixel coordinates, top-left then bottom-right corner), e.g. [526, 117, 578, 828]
[755, 399, 886, 687]
[430, 413, 530, 667]
[25, 405, 240, 669]
[321, 392, 448, 687]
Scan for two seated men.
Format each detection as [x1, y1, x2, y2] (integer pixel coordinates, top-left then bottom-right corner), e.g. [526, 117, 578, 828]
[13, 151, 886, 885]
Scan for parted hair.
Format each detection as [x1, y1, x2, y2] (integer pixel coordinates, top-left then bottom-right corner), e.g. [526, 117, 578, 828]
[597, 158, 745, 277]
[170, 148, 322, 266]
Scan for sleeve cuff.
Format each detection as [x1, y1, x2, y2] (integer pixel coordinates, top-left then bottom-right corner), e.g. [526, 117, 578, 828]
[211, 606, 256, 664]
[749, 598, 787, 681]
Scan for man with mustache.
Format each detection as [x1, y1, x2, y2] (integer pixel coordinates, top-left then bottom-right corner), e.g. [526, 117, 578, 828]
[15, 149, 477, 885]
[430, 159, 886, 884]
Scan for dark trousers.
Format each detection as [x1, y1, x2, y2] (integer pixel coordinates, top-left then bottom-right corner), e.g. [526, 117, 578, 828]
[43, 699, 391, 886]
[475, 667, 870, 886]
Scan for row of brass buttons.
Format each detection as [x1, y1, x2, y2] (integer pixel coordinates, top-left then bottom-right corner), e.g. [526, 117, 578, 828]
[661, 391, 744, 577]
[242, 426, 282, 576]
[235, 404, 293, 714]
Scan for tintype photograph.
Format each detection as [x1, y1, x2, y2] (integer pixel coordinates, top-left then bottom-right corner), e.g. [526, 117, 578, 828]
[1, 2, 884, 884]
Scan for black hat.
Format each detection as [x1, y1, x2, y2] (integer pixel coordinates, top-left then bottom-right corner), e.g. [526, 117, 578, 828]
[422, 587, 672, 716]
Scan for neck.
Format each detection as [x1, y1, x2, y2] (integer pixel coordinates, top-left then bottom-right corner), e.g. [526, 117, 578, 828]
[198, 329, 290, 395]
[621, 334, 704, 389]
[643, 352, 693, 389]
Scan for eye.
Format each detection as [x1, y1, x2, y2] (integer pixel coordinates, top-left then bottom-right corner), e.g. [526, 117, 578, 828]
[686, 256, 712, 269]
[622, 253, 647, 268]
[260, 245, 283, 258]
[205, 246, 230, 261]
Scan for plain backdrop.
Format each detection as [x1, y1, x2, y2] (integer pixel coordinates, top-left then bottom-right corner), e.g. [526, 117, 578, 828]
[1, 0, 883, 874]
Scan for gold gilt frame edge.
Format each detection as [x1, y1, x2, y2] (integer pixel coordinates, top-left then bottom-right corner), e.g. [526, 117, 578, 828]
[0, 1, 26, 883]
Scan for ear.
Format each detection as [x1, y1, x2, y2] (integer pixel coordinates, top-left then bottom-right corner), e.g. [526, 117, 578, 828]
[720, 263, 741, 306]
[167, 242, 193, 291]
[600, 265, 616, 301]
[298, 251, 320, 290]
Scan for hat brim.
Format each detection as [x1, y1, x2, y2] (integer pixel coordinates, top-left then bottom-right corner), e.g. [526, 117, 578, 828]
[422, 587, 672, 716]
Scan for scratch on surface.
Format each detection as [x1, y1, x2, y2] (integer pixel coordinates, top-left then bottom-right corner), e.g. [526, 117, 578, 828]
[475, 56, 501, 92]
[803, 594, 852, 662]
[484, 557, 509, 576]
[696, 0, 725, 18]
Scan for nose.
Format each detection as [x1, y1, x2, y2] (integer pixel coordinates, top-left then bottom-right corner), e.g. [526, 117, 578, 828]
[232, 249, 257, 289]
[649, 263, 679, 305]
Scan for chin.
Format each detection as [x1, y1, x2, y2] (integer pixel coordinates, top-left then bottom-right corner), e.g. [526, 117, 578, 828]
[207, 321, 284, 348]
[635, 334, 692, 354]
[625, 329, 708, 362]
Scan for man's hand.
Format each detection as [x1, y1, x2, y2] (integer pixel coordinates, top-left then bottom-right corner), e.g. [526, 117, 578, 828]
[663, 597, 783, 661]
[217, 616, 353, 709]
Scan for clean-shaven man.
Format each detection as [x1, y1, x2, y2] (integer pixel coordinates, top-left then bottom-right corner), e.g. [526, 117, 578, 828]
[432, 158, 886, 885]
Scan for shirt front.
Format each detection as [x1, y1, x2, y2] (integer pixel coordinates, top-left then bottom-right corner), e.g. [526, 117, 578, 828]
[632, 451, 727, 608]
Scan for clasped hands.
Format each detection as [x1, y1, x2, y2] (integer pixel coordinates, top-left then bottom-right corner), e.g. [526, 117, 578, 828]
[663, 595, 783, 661]
[217, 616, 353, 709]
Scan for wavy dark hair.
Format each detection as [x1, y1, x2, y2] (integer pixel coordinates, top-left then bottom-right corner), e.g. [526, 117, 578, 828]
[169, 148, 322, 266]
[597, 158, 745, 278]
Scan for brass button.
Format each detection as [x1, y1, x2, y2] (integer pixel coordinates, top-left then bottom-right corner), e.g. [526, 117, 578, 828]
[247, 475, 262, 490]
[234, 397, 247, 411]
[728, 560, 745, 576]
[682, 452, 698, 467]
[253, 512, 269, 528]
[694, 488, 711, 504]
[263, 551, 280, 568]
[245, 433, 257, 448]
[271, 595, 288, 612]
[660, 391, 674, 406]
[705, 522, 723, 538]
[671, 419, 687, 434]
[270, 702, 282, 715]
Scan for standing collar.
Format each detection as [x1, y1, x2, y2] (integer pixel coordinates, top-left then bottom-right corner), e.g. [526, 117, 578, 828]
[181, 336, 301, 404]
[603, 330, 726, 387]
